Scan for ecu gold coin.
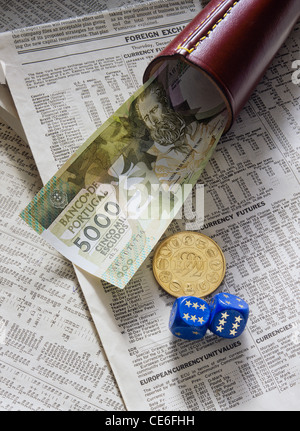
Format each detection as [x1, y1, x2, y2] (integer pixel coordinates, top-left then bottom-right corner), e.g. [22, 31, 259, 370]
[153, 231, 226, 298]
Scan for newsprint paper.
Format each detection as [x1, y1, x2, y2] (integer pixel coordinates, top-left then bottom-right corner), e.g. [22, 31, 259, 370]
[0, 0, 299, 411]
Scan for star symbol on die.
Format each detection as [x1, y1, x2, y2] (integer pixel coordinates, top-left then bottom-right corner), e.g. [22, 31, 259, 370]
[230, 329, 237, 336]
[218, 319, 226, 326]
[199, 304, 206, 311]
[198, 317, 204, 324]
[232, 322, 240, 329]
[221, 312, 229, 319]
[190, 315, 197, 323]
[185, 300, 192, 308]
[175, 332, 181, 336]
[235, 316, 243, 323]
[183, 313, 190, 320]
[192, 331, 199, 335]
[216, 325, 224, 332]
[192, 302, 199, 309]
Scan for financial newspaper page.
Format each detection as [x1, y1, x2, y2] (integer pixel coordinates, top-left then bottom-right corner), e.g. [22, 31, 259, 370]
[0, 0, 299, 411]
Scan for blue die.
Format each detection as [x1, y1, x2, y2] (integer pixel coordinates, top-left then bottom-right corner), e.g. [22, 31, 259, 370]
[169, 296, 211, 340]
[208, 293, 249, 338]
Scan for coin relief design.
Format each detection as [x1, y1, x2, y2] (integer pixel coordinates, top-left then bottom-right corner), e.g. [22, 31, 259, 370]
[153, 232, 226, 298]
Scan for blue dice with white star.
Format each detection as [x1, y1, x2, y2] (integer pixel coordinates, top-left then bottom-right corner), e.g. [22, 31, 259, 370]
[208, 293, 249, 338]
[169, 296, 211, 340]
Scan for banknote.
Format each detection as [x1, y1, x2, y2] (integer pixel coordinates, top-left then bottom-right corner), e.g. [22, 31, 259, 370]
[20, 60, 228, 288]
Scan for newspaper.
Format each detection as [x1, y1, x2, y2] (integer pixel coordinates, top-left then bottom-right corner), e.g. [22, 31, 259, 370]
[0, 0, 299, 411]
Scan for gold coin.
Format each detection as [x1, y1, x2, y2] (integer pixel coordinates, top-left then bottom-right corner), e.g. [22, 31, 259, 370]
[153, 231, 226, 298]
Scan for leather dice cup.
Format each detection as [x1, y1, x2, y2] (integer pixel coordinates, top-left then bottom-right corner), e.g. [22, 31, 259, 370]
[169, 293, 249, 340]
[143, 0, 300, 133]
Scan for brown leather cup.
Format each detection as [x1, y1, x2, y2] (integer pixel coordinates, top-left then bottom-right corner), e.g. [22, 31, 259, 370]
[143, 0, 300, 132]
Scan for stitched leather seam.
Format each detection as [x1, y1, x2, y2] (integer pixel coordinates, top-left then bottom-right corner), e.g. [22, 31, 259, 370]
[177, 0, 240, 53]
